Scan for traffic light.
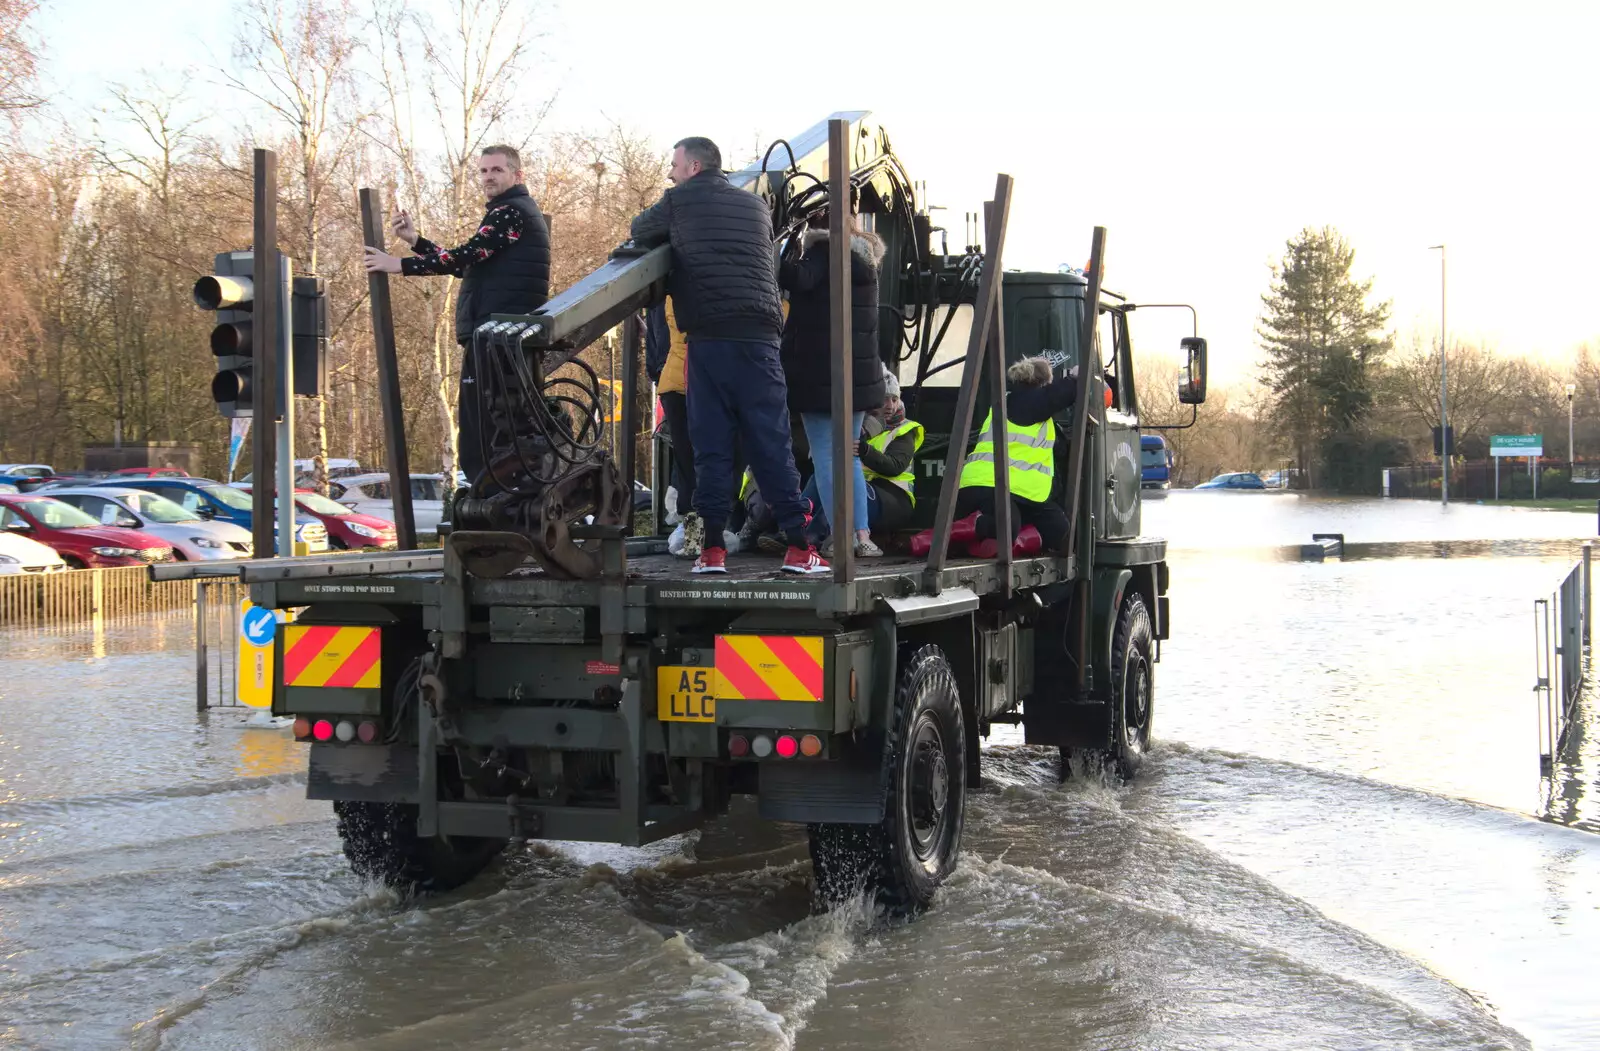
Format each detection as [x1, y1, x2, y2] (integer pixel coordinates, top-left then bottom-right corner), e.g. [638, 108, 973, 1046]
[1432, 425, 1455, 457]
[195, 251, 256, 418]
[197, 253, 329, 415]
[291, 275, 327, 398]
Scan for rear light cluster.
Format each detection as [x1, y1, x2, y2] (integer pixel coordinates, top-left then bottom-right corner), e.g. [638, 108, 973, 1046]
[727, 732, 824, 759]
[293, 718, 380, 744]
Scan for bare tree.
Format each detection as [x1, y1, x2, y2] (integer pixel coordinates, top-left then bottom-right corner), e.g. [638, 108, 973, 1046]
[362, 0, 551, 490]
[224, 0, 367, 493]
[1382, 332, 1520, 450]
[0, 0, 41, 111]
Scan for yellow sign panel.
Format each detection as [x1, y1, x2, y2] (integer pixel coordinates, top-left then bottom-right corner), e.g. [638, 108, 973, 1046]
[236, 599, 283, 709]
[713, 635, 826, 702]
[282, 625, 382, 688]
[656, 665, 715, 723]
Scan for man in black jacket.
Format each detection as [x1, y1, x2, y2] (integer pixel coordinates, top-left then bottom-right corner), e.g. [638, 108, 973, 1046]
[364, 145, 552, 488]
[630, 137, 823, 575]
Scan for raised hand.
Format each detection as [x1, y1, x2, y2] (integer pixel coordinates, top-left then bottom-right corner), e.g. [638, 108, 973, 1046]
[391, 209, 419, 247]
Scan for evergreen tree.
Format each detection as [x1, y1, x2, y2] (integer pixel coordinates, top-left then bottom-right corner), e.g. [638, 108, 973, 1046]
[1257, 226, 1392, 489]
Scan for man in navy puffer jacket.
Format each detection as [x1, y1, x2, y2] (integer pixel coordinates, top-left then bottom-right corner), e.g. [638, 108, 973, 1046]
[630, 137, 824, 575]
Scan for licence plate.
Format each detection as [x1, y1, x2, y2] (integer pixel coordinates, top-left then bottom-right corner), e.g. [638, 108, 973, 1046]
[656, 665, 715, 723]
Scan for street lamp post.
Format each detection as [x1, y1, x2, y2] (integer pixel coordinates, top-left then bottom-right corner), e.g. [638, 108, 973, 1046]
[1567, 382, 1577, 469]
[1430, 245, 1448, 505]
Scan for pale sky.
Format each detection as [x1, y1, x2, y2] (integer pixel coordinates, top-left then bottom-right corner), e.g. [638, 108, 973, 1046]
[34, 0, 1600, 386]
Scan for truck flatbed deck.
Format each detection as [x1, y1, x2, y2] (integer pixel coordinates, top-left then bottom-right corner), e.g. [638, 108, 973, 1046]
[241, 543, 1093, 618]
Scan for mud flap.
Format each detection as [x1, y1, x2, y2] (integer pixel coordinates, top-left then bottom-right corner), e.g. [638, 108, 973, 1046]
[1023, 699, 1111, 750]
[307, 742, 419, 803]
[757, 749, 886, 824]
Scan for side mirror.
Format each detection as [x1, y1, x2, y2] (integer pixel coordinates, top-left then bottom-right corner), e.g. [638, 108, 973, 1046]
[116, 514, 141, 529]
[195, 505, 217, 520]
[1177, 336, 1208, 405]
[4, 519, 30, 531]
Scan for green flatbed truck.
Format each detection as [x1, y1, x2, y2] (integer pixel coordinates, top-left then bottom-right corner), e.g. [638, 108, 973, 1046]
[163, 112, 1207, 912]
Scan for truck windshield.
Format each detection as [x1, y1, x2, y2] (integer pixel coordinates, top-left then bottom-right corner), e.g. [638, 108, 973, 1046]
[1141, 447, 1167, 468]
[1011, 297, 1081, 374]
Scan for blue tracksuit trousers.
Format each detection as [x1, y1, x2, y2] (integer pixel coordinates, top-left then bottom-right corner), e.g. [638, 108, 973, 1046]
[686, 338, 807, 544]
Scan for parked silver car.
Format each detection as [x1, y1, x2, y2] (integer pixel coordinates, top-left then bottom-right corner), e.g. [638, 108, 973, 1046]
[329, 473, 447, 535]
[47, 486, 253, 561]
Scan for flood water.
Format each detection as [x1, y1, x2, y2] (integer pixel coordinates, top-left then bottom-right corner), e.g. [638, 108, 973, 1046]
[1, 493, 1597, 1050]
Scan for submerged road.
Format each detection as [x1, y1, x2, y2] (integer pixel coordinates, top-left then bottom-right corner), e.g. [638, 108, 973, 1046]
[0, 495, 1596, 1049]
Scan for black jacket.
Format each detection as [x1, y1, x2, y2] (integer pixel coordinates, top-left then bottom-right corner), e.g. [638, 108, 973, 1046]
[455, 185, 551, 343]
[644, 302, 670, 385]
[630, 170, 782, 342]
[778, 229, 887, 415]
[1008, 372, 1082, 426]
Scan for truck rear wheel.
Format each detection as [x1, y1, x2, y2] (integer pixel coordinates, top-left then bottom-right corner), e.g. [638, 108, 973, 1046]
[333, 800, 504, 895]
[1108, 592, 1154, 778]
[808, 644, 966, 915]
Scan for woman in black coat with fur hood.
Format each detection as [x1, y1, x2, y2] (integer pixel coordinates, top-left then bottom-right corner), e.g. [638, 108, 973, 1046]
[779, 216, 888, 557]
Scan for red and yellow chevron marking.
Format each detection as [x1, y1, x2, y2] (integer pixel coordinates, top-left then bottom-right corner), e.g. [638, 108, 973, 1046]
[282, 625, 381, 688]
[713, 635, 825, 702]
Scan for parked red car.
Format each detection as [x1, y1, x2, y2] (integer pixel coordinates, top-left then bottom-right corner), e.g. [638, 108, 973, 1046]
[234, 486, 397, 549]
[111, 467, 191, 479]
[0, 494, 175, 568]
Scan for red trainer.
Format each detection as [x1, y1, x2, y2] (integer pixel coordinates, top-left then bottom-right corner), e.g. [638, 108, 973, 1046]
[782, 546, 830, 574]
[692, 548, 728, 574]
[1014, 525, 1043, 556]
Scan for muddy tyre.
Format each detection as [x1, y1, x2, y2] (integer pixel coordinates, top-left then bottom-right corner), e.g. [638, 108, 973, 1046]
[808, 644, 966, 915]
[333, 800, 503, 895]
[1108, 593, 1155, 778]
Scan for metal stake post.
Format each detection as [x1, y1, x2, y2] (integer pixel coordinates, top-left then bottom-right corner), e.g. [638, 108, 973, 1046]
[826, 118, 855, 584]
[981, 199, 1013, 597]
[251, 150, 280, 558]
[359, 188, 417, 549]
[922, 173, 1015, 592]
[619, 313, 641, 536]
[1064, 228, 1109, 695]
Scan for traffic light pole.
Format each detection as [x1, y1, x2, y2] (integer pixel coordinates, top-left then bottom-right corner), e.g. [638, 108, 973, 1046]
[252, 150, 280, 558]
[276, 253, 296, 558]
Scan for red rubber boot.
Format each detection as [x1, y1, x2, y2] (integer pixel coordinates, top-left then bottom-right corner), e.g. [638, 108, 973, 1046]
[909, 529, 935, 558]
[949, 511, 982, 545]
[1013, 525, 1043, 556]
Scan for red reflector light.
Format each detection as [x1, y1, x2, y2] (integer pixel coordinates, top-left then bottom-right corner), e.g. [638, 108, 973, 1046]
[728, 734, 750, 757]
[800, 734, 823, 757]
[312, 719, 334, 742]
[357, 721, 379, 744]
[292, 717, 311, 739]
[775, 734, 799, 759]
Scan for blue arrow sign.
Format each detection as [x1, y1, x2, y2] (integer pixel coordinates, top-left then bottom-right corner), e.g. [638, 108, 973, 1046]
[242, 605, 278, 647]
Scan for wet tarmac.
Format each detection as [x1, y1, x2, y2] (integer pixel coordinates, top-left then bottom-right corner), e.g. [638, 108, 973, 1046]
[0, 494, 1596, 1049]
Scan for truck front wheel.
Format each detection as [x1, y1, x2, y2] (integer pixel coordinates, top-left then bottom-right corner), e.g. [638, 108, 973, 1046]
[1109, 592, 1155, 778]
[808, 644, 967, 915]
[333, 800, 504, 895]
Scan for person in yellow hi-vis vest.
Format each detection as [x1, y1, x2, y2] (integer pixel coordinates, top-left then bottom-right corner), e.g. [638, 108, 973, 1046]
[856, 372, 923, 535]
[911, 355, 1081, 559]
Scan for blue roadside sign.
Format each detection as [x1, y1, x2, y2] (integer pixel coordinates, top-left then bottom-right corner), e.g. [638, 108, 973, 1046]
[242, 604, 278, 647]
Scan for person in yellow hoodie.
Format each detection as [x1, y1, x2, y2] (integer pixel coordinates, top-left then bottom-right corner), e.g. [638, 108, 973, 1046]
[646, 299, 704, 552]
